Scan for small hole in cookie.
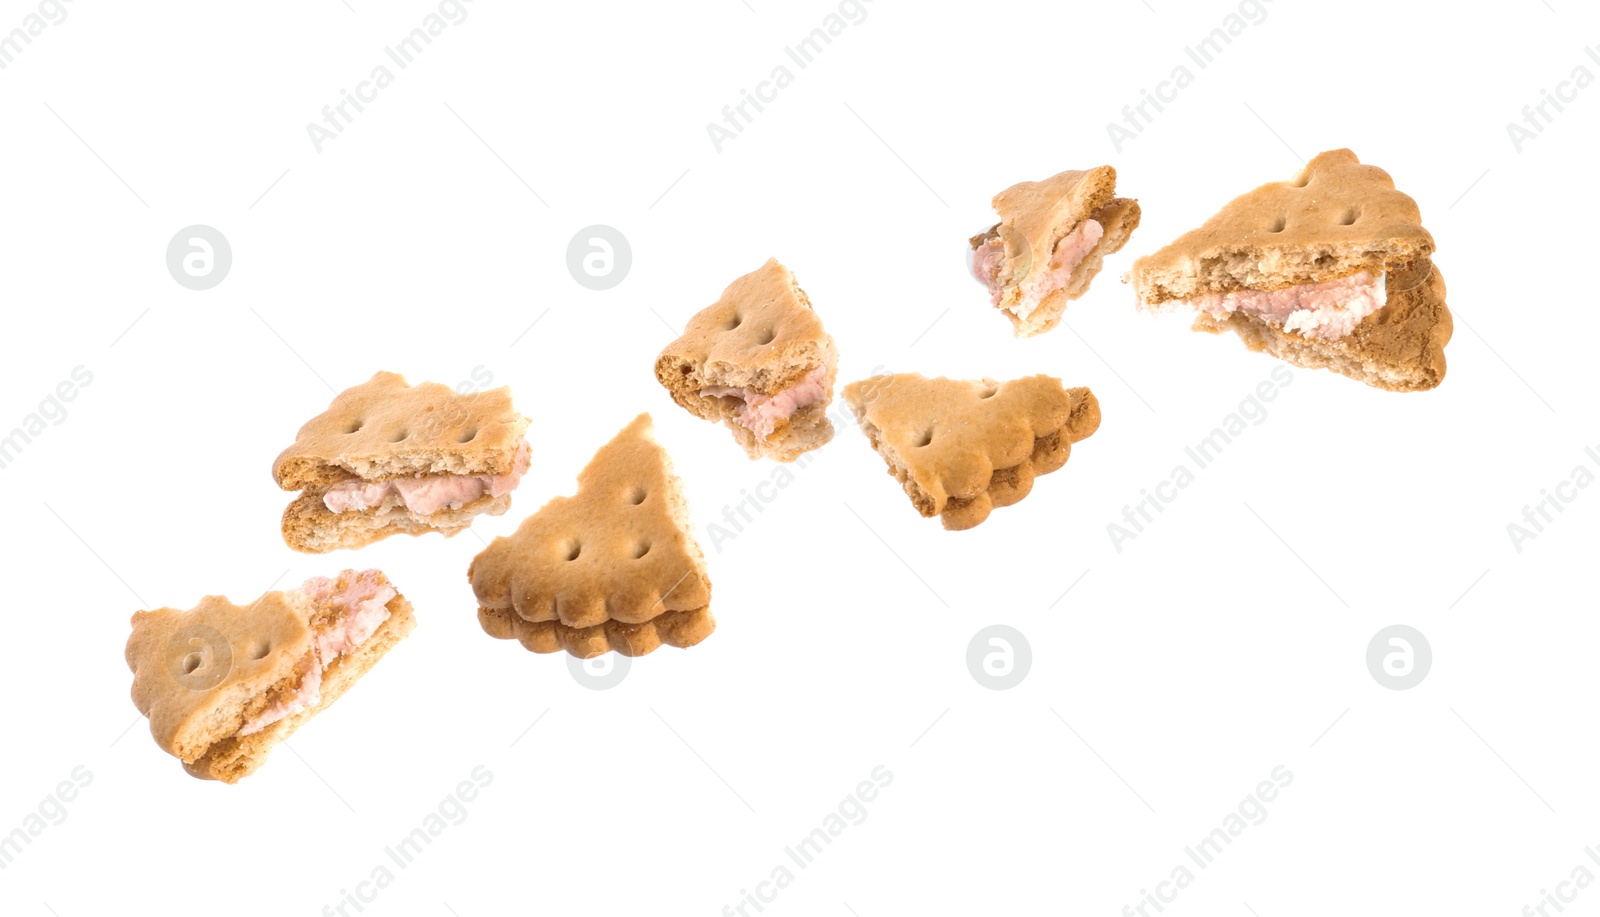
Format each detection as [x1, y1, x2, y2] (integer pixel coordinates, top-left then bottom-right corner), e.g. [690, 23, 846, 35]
[251, 641, 270, 660]
[979, 386, 998, 399]
[1340, 207, 1361, 226]
[914, 429, 933, 447]
[628, 487, 646, 505]
[566, 542, 582, 561]
[756, 328, 776, 345]
[633, 541, 651, 559]
[1267, 216, 1286, 233]
[458, 429, 478, 443]
[344, 419, 365, 434]
[181, 652, 203, 675]
[680, 364, 693, 376]
[390, 429, 410, 443]
[725, 313, 743, 330]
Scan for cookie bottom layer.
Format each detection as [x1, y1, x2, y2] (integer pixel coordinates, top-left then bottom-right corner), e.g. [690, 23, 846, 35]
[478, 605, 715, 658]
[281, 491, 510, 553]
[723, 399, 835, 462]
[1193, 264, 1450, 392]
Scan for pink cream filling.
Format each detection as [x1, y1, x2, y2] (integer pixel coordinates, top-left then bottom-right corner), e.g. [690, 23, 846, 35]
[700, 366, 829, 439]
[238, 570, 396, 736]
[1179, 271, 1387, 340]
[323, 439, 530, 516]
[970, 219, 1104, 319]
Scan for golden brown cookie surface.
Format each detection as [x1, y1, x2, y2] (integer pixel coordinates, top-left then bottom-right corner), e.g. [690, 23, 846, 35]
[972, 166, 1140, 337]
[469, 414, 714, 656]
[124, 572, 415, 783]
[1130, 149, 1435, 304]
[655, 259, 838, 461]
[843, 374, 1100, 530]
[274, 371, 528, 490]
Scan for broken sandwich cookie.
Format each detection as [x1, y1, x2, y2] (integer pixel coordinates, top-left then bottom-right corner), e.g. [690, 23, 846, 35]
[1127, 149, 1451, 391]
[469, 413, 714, 658]
[656, 258, 838, 462]
[968, 165, 1141, 337]
[274, 371, 531, 552]
[843, 373, 1100, 530]
[125, 569, 414, 783]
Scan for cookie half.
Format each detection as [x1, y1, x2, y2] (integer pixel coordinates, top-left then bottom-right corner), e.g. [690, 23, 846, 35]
[968, 166, 1141, 337]
[843, 374, 1100, 530]
[125, 570, 414, 783]
[656, 259, 838, 462]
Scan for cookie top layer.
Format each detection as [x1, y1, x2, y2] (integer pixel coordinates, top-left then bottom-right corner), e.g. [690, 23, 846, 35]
[274, 371, 529, 491]
[1131, 149, 1435, 304]
[468, 414, 711, 630]
[656, 258, 836, 396]
[126, 592, 313, 763]
[842, 374, 1094, 515]
[980, 166, 1119, 284]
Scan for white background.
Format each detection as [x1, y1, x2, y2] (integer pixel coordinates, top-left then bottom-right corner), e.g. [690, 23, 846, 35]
[1, 0, 1596, 914]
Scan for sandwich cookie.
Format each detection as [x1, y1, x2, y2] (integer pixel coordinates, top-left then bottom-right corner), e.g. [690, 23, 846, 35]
[274, 371, 531, 552]
[968, 165, 1141, 337]
[469, 414, 714, 658]
[1128, 149, 1451, 391]
[125, 569, 414, 783]
[656, 258, 838, 462]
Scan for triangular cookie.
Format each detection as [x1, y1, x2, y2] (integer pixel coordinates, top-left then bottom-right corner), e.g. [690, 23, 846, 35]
[468, 414, 714, 658]
[842, 374, 1100, 530]
[656, 258, 838, 462]
[1128, 149, 1449, 391]
[125, 570, 414, 783]
[968, 166, 1141, 337]
[274, 371, 530, 552]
